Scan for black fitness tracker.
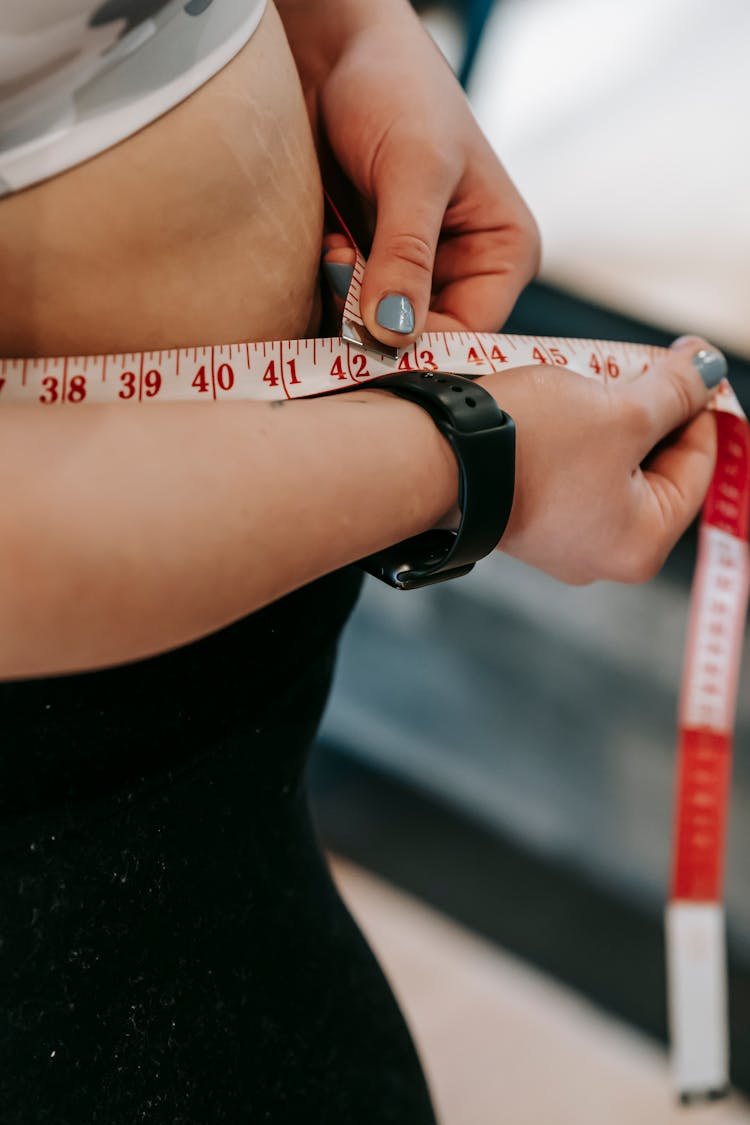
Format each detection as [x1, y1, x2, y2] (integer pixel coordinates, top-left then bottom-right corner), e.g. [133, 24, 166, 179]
[359, 371, 516, 590]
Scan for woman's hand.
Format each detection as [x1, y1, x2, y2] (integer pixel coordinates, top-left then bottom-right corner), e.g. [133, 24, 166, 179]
[277, 0, 540, 347]
[277, 2, 719, 591]
[477, 336, 723, 584]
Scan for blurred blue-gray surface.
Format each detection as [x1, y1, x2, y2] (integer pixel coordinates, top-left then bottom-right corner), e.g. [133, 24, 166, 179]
[319, 513, 750, 951]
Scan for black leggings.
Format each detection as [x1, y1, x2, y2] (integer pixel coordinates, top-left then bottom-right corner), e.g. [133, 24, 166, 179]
[0, 568, 437, 1124]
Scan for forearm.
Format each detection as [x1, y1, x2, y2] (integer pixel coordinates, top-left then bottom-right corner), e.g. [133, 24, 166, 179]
[0, 391, 457, 679]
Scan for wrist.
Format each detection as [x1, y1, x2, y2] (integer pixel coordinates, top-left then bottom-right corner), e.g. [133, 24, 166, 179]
[275, 0, 354, 79]
[353, 373, 516, 589]
[348, 387, 461, 531]
[276, 0, 420, 80]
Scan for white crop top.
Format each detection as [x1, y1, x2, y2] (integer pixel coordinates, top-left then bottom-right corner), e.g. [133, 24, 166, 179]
[0, 0, 267, 196]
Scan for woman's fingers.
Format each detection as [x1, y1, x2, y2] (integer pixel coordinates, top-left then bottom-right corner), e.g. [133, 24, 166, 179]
[321, 234, 355, 314]
[359, 142, 540, 346]
[621, 335, 727, 458]
[480, 335, 725, 586]
[358, 143, 457, 348]
[429, 161, 540, 332]
[638, 410, 718, 552]
[616, 338, 723, 581]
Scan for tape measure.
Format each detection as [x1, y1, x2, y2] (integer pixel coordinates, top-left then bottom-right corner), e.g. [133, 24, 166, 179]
[1, 246, 747, 1102]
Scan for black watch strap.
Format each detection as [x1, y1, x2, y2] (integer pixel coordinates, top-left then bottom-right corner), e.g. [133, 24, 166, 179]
[358, 371, 516, 590]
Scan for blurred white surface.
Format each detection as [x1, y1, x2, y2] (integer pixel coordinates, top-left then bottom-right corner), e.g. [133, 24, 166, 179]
[333, 857, 750, 1125]
[462, 0, 750, 356]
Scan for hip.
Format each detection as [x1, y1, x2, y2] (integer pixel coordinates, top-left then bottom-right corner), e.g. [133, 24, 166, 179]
[0, 2, 324, 359]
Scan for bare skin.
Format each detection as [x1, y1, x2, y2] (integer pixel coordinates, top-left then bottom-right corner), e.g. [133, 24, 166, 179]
[0, 4, 324, 358]
[0, 3, 460, 678]
[0, 1, 718, 679]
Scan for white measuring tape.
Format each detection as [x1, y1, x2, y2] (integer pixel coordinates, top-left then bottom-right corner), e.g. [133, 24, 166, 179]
[2, 243, 747, 1101]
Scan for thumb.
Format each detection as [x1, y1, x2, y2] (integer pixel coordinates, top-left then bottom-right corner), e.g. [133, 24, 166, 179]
[621, 335, 727, 458]
[359, 148, 458, 348]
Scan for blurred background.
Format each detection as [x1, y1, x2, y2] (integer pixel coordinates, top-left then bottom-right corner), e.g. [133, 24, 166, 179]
[309, 2, 750, 1121]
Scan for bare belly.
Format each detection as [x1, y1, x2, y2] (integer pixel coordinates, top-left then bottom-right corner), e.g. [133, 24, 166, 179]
[0, 2, 323, 359]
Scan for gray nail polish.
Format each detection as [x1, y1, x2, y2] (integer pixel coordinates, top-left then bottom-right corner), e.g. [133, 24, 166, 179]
[692, 348, 728, 389]
[323, 262, 354, 299]
[376, 294, 415, 335]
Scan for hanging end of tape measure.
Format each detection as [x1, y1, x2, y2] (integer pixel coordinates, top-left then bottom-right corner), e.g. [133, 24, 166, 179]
[665, 901, 730, 1103]
[342, 319, 399, 363]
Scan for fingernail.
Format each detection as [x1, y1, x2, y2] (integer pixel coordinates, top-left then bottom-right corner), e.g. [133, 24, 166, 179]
[376, 294, 414, 335]
[323, 261, 354, 299]
[692, 348, 728, 389]
[670, 335, 698, 350]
